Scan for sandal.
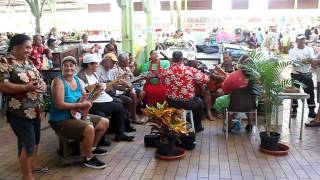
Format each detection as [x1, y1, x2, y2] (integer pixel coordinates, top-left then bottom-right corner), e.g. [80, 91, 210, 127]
[223, 121, 235, 132]
[305, 121, 320, 127]
[131, 119, 144, 125]
[32, 166, 49, 173]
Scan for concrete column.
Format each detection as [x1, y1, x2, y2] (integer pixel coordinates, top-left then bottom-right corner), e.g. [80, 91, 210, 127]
[176, 0, 182, 31]
[145, 0, 154, 59]
[121, 0, 134, 54]
[170, 0, 174, 25]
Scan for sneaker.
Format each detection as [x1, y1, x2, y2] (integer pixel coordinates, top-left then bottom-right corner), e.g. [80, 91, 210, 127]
[291, 109, 297, 118]
[98, 139, 111, 147]
[114, 134, 134, 142]
[92, 147, 108, 156]
[308, 111, 316, 118]
[84, 156, 106, 169]
[125, 126, 136, 132]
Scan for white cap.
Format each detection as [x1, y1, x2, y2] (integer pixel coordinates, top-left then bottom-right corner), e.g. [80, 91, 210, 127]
[296, 34, 306, 40]
[187, 54, 196, 61]
[83, 54, 101, 64]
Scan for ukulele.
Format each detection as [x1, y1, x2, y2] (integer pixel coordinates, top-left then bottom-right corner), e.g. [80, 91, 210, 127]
[70, 80, 120, 120]
[116, 72, 151, 90]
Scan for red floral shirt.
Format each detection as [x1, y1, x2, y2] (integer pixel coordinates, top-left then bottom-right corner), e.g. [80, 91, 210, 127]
[29, 44, 47, 70]
[162, 63, 209, 100]
[222, 70, 248, 94]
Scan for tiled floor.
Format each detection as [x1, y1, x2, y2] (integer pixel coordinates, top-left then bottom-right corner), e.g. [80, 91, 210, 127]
[1, 100, 320, 180]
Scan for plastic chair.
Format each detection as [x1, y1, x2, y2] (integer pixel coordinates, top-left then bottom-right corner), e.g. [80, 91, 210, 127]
[225, 87, 258, 139]
[183, 110, 195, 133]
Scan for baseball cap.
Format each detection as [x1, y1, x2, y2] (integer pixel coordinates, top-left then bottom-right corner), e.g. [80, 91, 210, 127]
[103, 53, 118, 62]
[187, 54, 196, 61]
[61, 56, 77, 65]
[83, 53, 101, 64]
[296, 34, 306, 40]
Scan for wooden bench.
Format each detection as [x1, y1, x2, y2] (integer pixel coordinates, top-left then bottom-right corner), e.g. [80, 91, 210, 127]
[56, 134, 83, 165]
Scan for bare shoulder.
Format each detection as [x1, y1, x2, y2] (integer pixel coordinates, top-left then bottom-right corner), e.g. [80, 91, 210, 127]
[51, 77, 64, 91]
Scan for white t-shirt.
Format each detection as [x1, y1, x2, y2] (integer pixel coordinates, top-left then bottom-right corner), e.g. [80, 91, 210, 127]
[84, 74, 113, 103]
[96, 65, 117, 82]
[289, 46, 315, 74]
[80, 42, 92, 52]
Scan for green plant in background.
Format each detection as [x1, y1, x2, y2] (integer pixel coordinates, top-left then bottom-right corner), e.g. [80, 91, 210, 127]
[25, 0, 57, 33]
[242, 50, 293, 136]
[41, 80, 52, 117]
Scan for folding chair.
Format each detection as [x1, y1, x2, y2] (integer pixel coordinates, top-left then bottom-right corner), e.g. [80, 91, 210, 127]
[225, 87, 258, 139]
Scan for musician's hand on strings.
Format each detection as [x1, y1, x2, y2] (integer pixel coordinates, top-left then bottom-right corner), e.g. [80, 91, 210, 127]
[82, 93, 89, 99]
[97, 83, 106, 91]
[80, 101, 92, 109]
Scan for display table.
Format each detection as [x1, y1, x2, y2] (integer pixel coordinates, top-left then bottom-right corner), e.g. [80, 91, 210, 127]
[159, 47, 221, 68]
[52, 45, 79, 68]
[41, 68, 62, 83]
[278, 92, 310, 139]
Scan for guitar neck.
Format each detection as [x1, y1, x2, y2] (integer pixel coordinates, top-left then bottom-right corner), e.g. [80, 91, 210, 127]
[129, 75, 142, 83]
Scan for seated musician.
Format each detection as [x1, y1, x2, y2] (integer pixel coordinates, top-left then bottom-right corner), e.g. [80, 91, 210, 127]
[96, 53, 138, 129]
[77, 54, 135, 142]
[185, 55, 217, 121]
[221, 51, 234, 73]
[162, 51, 209, 132]
[115, 53, 145, 124]
[49, 56, 109, 169]
[213, 55, 253, 131]
[140, 50, 170, 105]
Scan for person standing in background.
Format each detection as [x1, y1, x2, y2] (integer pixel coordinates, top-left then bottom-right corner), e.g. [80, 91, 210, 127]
[289, 34, 316, 118]
[305, 25, 312, 41]
[29, 35, 52, 70]
[256, 28, 263, 48]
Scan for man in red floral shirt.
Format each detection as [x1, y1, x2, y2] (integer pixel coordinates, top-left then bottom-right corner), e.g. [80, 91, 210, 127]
[162, 51, 209, 132]
[29, 35, 52, 70]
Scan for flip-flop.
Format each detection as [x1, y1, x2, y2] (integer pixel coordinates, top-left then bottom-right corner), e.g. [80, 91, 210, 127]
[305, 121, 320, 127]
[32, 166, 49, 173]
[131, 119, 144, 125]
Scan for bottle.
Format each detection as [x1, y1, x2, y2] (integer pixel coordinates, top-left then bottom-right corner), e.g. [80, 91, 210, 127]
[42, 55, 48, 70]
[48, 59, 53, 69]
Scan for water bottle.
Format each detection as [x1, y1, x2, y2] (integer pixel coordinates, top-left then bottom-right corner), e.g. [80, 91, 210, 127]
[48, 59, 53, 69]
[232, 119, 241, 131]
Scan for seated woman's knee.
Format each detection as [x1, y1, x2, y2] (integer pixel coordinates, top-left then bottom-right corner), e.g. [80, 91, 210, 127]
[97, 117, 109, 130]
[84, 125, 94, 137]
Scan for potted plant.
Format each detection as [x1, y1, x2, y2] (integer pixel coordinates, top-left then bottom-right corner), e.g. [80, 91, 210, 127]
[243, 50, 292, 152]
[142, 102, 188, 157]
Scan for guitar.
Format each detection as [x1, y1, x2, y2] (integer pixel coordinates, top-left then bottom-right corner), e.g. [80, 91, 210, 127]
[70, 80, 120, 120]
[116, 72, 151, 90]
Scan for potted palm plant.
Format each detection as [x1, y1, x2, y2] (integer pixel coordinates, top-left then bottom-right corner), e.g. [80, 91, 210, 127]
[243, 50, 292, 152]
[142, 102, 189, 158]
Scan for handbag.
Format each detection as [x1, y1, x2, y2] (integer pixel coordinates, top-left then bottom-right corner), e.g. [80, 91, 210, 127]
[144, 134, 159, 147]
[176, 132, 196, 150]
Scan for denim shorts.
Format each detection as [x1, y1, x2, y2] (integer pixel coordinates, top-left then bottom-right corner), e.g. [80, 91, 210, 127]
[133, 82, 143, 94]
[6, 113, 41, 157]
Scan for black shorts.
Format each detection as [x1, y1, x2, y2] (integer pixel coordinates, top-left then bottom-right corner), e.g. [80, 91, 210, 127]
[7, 113, 41, 157]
